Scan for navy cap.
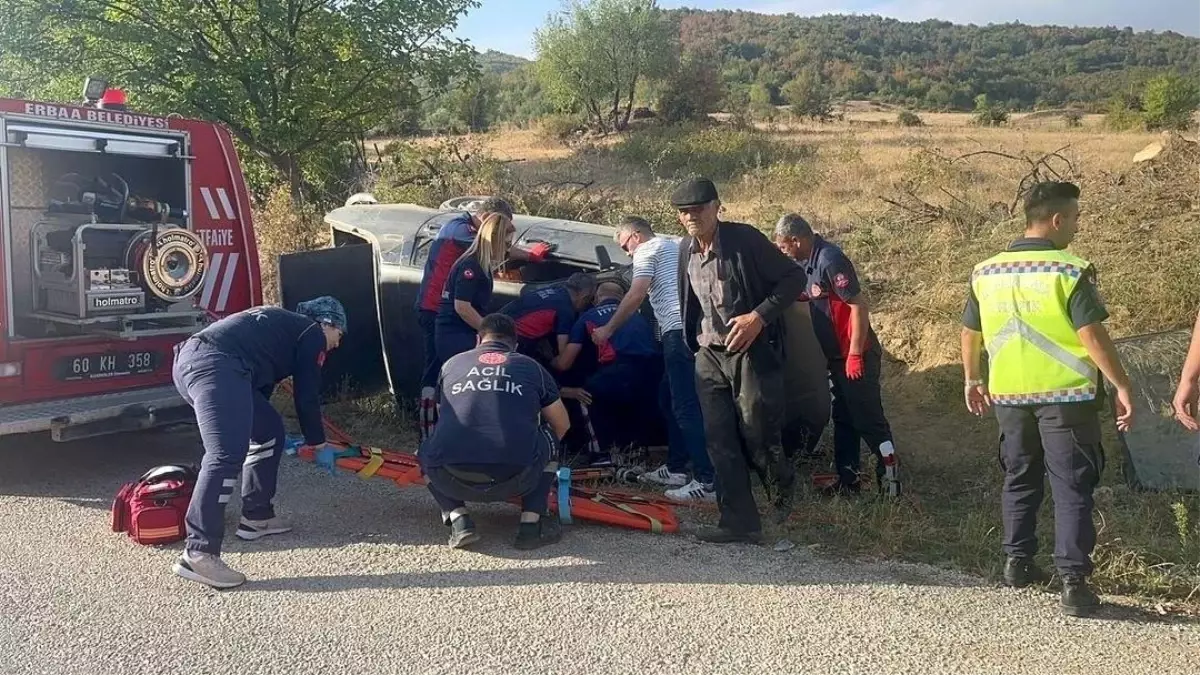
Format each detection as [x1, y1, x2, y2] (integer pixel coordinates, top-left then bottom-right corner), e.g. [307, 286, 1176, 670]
[670, 177, 719, 208]
[296, 296, 348, 334]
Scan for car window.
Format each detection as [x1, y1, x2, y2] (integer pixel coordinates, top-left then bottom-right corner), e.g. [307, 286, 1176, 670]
[410, 212, 468, 268]
[517, 224, 629, 267]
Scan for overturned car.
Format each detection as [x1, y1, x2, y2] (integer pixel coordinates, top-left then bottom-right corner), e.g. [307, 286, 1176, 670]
[278, 197, 832, 452]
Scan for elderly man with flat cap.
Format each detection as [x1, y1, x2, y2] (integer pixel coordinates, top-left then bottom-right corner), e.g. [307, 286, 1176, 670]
[673, 176, 808, 543]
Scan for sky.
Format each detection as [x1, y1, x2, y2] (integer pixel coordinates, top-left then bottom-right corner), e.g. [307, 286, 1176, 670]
[452, 0, 1200, 58]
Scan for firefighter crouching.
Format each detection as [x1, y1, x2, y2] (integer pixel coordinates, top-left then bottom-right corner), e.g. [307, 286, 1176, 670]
[420, 313, 571, 550]
[171, 297, 348, 589]
[961, 181, 1134, 618]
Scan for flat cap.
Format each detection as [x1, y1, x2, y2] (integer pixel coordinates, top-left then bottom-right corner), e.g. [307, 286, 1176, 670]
[670, 177, 719, 208]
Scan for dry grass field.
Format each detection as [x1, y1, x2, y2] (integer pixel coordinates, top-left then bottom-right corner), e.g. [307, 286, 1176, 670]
[290, 109, 1200, 607]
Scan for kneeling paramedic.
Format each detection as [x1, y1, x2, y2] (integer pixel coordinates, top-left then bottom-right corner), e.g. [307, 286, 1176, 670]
[420, 313, 571, 550]
[962, 181, 1134, 618]
[500, 273, 596, 370]
[171, 297, 347, 589]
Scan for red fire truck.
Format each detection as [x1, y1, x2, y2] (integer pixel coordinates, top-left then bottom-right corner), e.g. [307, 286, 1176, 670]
[0, 81, 261, 441]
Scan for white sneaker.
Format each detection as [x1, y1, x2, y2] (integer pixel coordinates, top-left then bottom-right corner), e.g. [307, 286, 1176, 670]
[638, 464, 689, 488]
[172, 550, 246, 589]
[665, 479, 717, 503]
[235, 516, 293, 541]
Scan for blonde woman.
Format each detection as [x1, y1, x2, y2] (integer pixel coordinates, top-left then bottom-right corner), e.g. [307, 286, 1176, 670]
[434, 213, 515, 363]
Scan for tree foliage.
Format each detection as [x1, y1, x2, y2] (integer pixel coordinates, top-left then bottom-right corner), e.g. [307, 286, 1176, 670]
[1142, 73, 1200, 130]
[0, 0, 479, 204]
[673, 10, 1199, 111]
[781, 71, 833, 121]
[972, 94, 1010, 126]
[534, 0, 675, 132]
[656, 48, 722, 123]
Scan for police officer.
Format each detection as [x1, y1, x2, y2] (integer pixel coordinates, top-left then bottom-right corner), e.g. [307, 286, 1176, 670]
[171, 297, 347, 589]
[421, 313, 571, 550]
[555, 282, 664, 467]
[774, 214, 899, 496]
[435, 213, 515, 366]
[500, 273, 596, 370]
[962, 181, 1134, 617]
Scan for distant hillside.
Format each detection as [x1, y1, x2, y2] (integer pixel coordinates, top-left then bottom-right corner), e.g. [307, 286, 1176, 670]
[669, 10, 1200, 110]
[478, 50, 531, 76]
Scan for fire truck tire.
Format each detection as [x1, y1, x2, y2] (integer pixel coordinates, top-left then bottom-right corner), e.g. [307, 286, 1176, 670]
[136, 228, 208, 303]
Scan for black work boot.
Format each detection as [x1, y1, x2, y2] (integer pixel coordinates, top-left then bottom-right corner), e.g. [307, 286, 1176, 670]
[1004, 556, 1050, 588]
[514, 516, 562, 550]
[1061, 575, 1101, 617]
[447, 514, 480, 549]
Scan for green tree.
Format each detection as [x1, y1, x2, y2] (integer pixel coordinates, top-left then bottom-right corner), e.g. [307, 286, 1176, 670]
[534, 0, 676, 132]
[972, 94, 1009, 126]
[0, 0, 478, 204]
[450, 73, 500, 133]
[656, 48, 722, 123]
[1142, 73, 1200, 130]
[749, 82, 777, 122]
[781, 71, 832, 121]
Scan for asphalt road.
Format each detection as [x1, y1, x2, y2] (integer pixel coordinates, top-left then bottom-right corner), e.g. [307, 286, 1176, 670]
[1, 426, 1196, 675]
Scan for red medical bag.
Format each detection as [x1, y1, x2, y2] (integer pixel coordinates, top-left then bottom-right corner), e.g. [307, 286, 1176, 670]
[111, 464, 198, 546]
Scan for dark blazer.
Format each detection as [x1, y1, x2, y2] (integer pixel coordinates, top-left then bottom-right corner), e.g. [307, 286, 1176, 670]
[677, 221, 808, 352]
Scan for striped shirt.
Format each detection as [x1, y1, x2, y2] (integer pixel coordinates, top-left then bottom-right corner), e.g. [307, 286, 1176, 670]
[631, 236, 684, 334]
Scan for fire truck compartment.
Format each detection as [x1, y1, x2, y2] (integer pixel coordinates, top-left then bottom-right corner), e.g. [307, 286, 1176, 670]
[3, 123, 190, 340]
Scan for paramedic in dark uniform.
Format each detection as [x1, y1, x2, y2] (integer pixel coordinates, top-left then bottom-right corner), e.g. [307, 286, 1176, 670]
[421, 313, 571, 550]
[962, 181, 1135, 617]
[774, 214, 898, 495]
[555, 282, 662, 459]
[434, 213, 516, 366]
[414, 198, 551, 434]
[500, 273, 596, 370]
[675, 177, 808, 543]
[415, 198, 514, 387]
[170, 297, 347, 589]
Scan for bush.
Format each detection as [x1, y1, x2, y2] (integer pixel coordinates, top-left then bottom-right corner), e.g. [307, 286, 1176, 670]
[1143, 73, 1200, 131]
[370, 138, 508, 208]
[1063, 110, 1084, 127]
[896, 110, 924, 127]
[536, 113, 586, 145]
[657, 50, 722, 123]
[252, 186, 329, 305]
[610, 122, 811, 180]
[1104, 97, 1145, 132]
[971, 94, 1009, 127]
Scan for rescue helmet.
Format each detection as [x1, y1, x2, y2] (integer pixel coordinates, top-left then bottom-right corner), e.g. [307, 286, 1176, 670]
[99, 88, 128, 110]
[296, 296, 348, 335]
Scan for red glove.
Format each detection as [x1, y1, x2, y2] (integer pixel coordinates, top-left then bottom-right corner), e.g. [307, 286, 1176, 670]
[845, 353, 864, 380]
[526, 242, 554, 262]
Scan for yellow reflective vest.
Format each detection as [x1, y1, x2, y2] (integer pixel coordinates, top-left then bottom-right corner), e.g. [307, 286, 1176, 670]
[970, 249, 1099, 405]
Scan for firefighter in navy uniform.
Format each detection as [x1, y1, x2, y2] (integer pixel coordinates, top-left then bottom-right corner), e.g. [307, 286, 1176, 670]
[420, 313, 571, 550]
[170, 297, 348, 589]
[962, 181, 1135, 618]
[774, 214, 899, 496]
[500, 273, 596, 370]
[554, 282, 663, 465]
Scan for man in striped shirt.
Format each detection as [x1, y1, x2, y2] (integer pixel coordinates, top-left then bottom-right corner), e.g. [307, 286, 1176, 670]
[591, 216, 715, 502]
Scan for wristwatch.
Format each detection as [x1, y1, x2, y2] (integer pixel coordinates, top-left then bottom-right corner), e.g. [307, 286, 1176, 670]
[965, 379, 984, 387]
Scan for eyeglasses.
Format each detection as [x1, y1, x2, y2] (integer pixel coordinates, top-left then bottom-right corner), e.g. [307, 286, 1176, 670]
[617, 233, 635, 253]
